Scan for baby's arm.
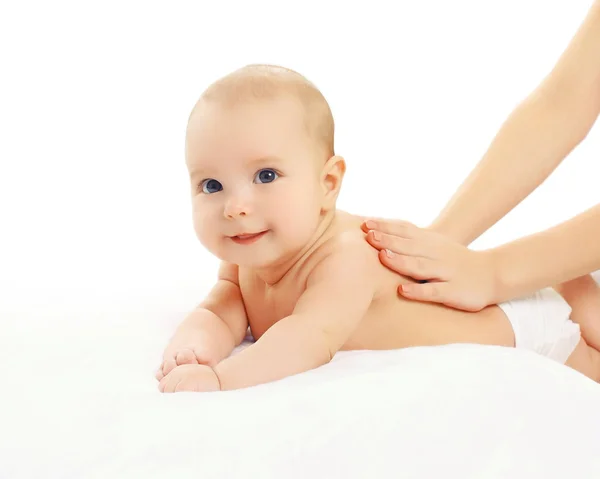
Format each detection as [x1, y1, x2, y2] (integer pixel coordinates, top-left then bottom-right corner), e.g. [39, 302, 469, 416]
[213, 239, 375, 390]
[156, 261, 248, 379]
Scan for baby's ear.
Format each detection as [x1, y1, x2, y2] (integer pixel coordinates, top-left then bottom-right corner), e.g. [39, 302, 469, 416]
[320, 155, 346, 211]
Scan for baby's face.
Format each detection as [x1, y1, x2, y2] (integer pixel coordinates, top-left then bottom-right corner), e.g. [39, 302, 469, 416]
[185, 96, 326, 268]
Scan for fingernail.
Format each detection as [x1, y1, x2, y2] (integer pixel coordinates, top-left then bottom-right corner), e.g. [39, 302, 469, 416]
[385, 248, 394, 258]
[372, 230, 381, 241]
[365, 220, 377, 229]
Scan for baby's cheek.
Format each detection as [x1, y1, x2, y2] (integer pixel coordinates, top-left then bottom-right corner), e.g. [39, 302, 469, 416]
[192, 215, 218, 250]
[277, 208, 318, 245]
[196, 233, 230, 263]
[192, 216, 205, 243]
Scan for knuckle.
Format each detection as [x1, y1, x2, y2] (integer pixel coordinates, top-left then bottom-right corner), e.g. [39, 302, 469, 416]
[176, 352, 191, 364]
[389, 223, 408, 237]
[375, 220, 414, 237]
[398, 222, 416, 236]
[393, 254, 415, 272]
[413, 256, 425, 273]
[427, 284, 440, 300]
[376, 232, 390, 248]
[380, 234, 400, 252]
[390, 234, 407, 250]
[393, 237, 416, 256]
[391, 253, 408, 270]
[389, 219, 412, 229]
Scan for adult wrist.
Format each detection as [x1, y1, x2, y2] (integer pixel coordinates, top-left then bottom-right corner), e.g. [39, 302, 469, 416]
[484, 247, 508, 305]
[427, 219, 474, 246]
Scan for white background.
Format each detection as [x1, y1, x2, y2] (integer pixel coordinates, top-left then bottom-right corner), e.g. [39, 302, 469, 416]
[1, 0, 599, 318]
[3, 3, 600, 477]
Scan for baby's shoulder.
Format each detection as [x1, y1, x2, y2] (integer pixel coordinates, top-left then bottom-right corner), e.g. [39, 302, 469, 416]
[321, 211, 377, 258]
[314, 211, 402, 299]
[323, 230, 375, 259]
[313, 216, 380, 275]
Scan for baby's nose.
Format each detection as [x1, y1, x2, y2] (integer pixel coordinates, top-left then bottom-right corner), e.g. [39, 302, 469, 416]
[224, 193, 252, 219]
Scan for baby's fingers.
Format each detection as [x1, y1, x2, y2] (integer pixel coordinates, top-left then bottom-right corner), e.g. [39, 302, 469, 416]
[176, 349, 199, 366]
[161, 357, 178, 377]
[159, 372, 182, 393]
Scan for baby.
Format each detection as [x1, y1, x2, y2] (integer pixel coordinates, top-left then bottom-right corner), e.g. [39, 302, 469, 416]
[156, 64, 600, 392]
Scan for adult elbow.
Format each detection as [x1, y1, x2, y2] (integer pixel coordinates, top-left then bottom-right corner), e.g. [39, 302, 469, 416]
[573, 89, 600, 144]
[560, 88, 600, 146]
[538, 77, 599, 147]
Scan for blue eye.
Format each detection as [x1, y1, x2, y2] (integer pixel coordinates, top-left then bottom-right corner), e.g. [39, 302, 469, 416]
[201, 179, 222, 194]
[254, 169, 279, 184]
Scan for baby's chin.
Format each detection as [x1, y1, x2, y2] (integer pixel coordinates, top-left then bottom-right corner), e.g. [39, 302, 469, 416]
[203, 232, 309, 269]
[212, 245, 299, 271]
[207, 247, 281, 270]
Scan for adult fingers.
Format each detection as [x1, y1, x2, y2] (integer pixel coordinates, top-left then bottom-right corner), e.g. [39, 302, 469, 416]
[361, 218, 420, 240]
[398, 281, 485, 312]
[379, 251, 450, 281]
[398, 281, 452, 305]
[366, 231, 436, 259]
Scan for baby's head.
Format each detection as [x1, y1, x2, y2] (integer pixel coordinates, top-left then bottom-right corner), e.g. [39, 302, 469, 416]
[185, 64, 345, 268]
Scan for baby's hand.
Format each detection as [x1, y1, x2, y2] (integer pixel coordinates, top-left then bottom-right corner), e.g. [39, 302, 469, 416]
[158, 364, 221, 393]
[155, 342, 221, 382]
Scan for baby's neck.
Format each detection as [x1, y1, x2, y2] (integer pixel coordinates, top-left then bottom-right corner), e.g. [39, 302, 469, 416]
[252, 209, 339, 287]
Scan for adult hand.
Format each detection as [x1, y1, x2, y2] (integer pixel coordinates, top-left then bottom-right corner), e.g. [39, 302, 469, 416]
[361, 219, 499, 312]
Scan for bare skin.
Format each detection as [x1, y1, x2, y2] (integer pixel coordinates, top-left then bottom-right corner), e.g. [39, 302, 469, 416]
[156, 65, 600, 393]
[363, 1, 600, 316]
[241, 212, 514, 352]
[157, 210, 600, 392]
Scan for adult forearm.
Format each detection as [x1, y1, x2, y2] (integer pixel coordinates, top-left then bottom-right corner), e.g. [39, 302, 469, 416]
[492, 203, 600, 302]
[430, 1, 600, 245]
[430, 94, 586, 245]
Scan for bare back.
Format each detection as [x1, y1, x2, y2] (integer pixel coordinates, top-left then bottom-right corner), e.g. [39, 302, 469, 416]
[240, 211, 515, 351]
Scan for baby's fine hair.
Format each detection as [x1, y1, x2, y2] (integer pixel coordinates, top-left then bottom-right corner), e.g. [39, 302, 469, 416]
[194, 64, 335, 157]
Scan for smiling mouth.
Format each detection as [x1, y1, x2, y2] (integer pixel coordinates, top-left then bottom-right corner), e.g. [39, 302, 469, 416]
[230, 230, 269, 245]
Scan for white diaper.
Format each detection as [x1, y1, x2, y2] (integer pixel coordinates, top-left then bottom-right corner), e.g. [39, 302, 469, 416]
[497, 288, 581, 364]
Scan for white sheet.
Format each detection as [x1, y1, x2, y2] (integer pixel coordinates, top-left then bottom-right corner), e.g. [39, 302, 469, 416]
[3, 289, 600, 478]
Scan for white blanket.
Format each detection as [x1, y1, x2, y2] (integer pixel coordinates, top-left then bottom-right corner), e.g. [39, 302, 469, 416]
[3, 296, 600, 478]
